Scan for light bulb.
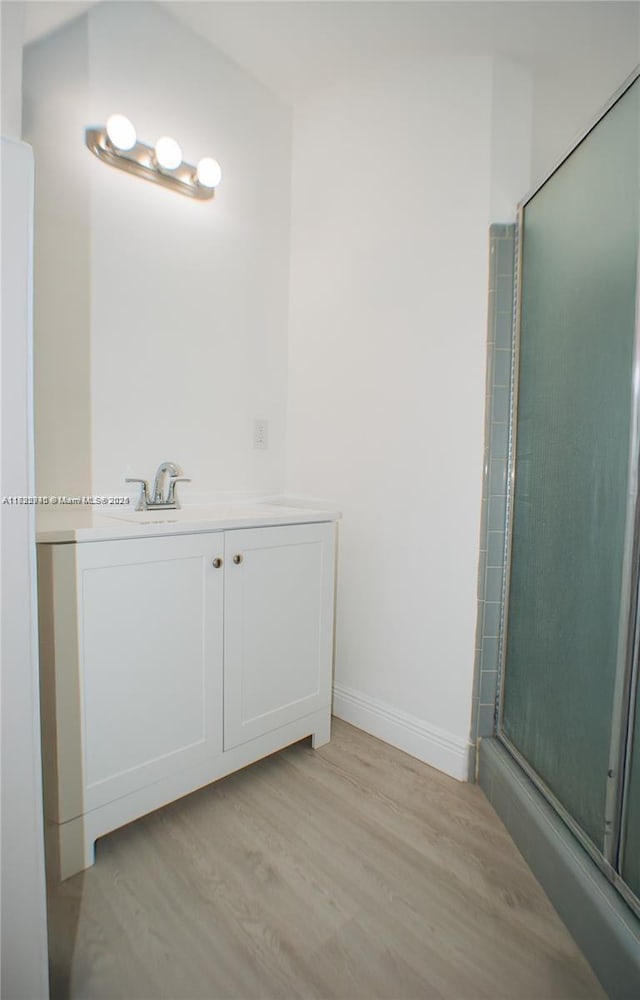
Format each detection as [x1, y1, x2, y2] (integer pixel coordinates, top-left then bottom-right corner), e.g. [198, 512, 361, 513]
[196, 157, 222, 189]
[105, 114, 136, 151]
[155, 136, 182, 171]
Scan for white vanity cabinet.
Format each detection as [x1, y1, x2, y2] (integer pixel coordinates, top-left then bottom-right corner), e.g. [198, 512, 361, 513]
[38, 517, 336, 880]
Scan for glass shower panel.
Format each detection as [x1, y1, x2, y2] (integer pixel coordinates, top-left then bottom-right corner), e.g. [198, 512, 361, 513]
[501, 79, 639, 853]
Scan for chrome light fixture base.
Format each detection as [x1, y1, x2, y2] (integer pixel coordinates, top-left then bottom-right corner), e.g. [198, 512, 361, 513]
[85, 127, 215, 201]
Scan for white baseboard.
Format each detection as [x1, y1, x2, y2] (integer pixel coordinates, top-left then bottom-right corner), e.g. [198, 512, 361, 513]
[332, 683, 472, 782]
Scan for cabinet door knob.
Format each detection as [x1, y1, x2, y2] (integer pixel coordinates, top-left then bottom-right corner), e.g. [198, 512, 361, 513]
[212, 557, 223, 568]
[233, 553, 243, 565]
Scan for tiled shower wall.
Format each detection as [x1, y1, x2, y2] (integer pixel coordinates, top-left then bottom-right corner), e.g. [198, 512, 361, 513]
[472, 223, 516, 741]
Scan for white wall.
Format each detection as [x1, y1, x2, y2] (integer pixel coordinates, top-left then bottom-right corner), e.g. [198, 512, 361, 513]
[1, 0, 24, 137]
[490, 55, 532, 221]
[286, 55, 496, 778]
[1, 137, 49, 1000]
[24, 15, 92, 498]
[24, 1, 292, 501]
[1, 11, 50, 998]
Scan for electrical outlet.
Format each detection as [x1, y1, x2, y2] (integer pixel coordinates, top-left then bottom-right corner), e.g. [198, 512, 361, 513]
[253, 419, 268, 450]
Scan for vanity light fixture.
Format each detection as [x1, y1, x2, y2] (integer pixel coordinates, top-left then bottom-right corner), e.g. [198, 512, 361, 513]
[85, 114, 222, 201]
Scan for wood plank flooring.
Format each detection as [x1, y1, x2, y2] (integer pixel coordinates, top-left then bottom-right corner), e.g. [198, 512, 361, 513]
[47, 720, 605, 1000]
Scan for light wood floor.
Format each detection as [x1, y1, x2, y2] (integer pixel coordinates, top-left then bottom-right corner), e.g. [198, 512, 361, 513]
[48, 720, 605, 1000]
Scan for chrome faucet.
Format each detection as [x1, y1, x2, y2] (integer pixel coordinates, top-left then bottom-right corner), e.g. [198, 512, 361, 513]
[125, 462, 191, 511]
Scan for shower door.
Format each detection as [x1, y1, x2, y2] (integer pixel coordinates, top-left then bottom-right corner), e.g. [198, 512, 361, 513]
[498, 73, 640, 913]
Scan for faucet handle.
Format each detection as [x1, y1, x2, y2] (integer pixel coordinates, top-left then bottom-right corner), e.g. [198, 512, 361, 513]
[166, 476, 191, 508]
[125, 477, 150, 512]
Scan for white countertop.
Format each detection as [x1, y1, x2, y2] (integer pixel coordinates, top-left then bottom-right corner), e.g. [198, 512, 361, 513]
[36, 500, 340, 544]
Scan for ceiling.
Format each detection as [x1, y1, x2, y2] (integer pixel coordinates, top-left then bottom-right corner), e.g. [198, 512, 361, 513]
[22, 1, 640, 103]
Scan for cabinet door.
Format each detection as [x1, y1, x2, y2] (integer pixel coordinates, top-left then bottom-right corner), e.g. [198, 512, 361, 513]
[77, 533, 224, 812]
[223, 522, 335, 750]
